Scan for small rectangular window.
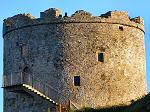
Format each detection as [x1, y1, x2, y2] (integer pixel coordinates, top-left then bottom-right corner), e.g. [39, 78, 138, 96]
[74, 76, 80, 86]
[119, 26, 123, 31]
[98, 53, 104, 62]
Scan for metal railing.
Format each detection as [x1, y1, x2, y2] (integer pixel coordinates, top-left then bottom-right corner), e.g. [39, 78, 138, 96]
[3, 72, 62, 103]
[2, 72, 79, 110]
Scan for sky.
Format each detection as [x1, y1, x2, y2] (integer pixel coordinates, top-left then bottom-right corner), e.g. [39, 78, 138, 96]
[0, 0, 150, 111]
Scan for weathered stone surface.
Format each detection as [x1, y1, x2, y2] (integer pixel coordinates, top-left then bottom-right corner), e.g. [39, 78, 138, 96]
[3, 8, 147, 111]
[4, 89, 55, 112]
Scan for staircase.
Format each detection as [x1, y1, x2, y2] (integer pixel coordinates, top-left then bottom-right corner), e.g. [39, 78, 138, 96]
[69, 101, 79, 111]
[22, 84, 58, 105]
[2, 72, 63, 110]
[2, 72, 79, 111]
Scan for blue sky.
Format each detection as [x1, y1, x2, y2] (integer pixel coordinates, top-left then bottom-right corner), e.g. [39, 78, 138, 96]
[0, 0, 150, 111]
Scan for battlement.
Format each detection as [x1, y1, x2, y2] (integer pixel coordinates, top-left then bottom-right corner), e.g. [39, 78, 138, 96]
[3, 8, 145, 35]
[71, 10, 92, 18]
[100, 11, 144, 24]
[40, 8, 62, 18]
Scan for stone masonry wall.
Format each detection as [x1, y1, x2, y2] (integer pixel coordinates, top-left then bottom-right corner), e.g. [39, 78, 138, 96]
[3, 8, 147, 111]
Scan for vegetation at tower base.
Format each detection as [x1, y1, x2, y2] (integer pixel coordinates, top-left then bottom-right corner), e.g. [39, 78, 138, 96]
[72, 93, 150, 112]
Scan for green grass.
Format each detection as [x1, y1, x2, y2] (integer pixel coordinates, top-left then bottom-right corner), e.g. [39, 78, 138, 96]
[71, 93, 150, 112]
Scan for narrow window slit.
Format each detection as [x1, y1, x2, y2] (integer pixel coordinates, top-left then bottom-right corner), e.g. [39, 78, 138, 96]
[74, 76, 80, 86]
[98, 52, 104, 62]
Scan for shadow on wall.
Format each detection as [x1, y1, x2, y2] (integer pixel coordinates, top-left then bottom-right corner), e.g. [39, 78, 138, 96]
[74, 93, 150, 112]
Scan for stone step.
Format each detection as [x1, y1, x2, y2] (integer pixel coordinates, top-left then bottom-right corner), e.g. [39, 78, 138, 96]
[22, 84, 58, 105]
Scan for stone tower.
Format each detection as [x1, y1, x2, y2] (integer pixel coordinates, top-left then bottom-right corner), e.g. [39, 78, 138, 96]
[3, 8, 147, 112]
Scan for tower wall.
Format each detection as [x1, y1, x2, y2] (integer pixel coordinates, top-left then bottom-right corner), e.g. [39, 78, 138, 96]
[3, 8, 147, 111]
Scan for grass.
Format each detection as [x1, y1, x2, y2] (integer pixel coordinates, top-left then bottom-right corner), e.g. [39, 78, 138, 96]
[71, 93, 150, 112]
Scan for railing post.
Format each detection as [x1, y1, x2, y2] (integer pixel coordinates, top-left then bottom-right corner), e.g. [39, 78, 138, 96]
[48, 108, 50, 112]
[69, 100, 71, 111]
[43, 84, 45, 95]
[21, 72, 23, 84]
[10, 72, 12, 86]
[59, 104, 62, 112]
[31, 73, 32, 87]
[28, 73, 30, 85]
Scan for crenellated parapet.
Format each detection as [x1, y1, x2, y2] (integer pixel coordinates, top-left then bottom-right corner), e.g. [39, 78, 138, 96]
[3, 8, 145, 36]
[71, 10, 92, 18]
[40, 8, 62, 18]
[3, 13, 36, 35]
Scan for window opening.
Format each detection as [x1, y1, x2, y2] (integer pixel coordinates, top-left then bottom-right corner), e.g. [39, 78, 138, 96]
[74, 76, 80, 86]
[98, 52, 104, 62]
[119, 26, 123, 31]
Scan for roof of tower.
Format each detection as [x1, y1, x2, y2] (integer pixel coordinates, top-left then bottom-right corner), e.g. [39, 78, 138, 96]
[3, 8, 145, 36]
